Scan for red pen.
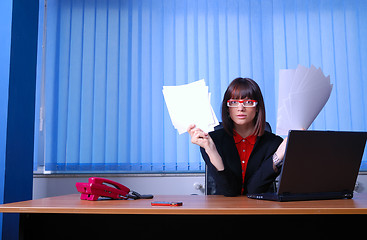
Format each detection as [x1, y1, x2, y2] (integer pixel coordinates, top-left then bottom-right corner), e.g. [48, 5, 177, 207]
[151, 201, 183, 206]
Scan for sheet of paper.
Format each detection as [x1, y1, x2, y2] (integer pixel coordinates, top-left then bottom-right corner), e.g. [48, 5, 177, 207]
[290, 64, 308, 93]
[276, 65, 333, 135]
[288, 84, 333, 130]
[163, 79, 219, 134]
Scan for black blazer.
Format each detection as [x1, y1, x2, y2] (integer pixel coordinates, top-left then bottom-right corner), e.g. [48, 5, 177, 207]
[200, 128, 283, 196]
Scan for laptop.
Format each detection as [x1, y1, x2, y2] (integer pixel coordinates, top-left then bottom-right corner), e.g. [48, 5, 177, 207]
[247, 130, 367, 201]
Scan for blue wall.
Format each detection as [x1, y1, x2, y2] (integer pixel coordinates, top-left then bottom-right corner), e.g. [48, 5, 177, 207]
[0, 0, 39, 239]
[0, 0, 13, 235]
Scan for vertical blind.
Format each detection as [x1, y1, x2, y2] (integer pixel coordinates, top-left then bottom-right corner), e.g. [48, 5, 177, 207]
[35, 0, 367, 173]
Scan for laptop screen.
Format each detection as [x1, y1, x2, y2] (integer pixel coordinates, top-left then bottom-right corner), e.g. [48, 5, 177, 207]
[277, 130, 367, 195]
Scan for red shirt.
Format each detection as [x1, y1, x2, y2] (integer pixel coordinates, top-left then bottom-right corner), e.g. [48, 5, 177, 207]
[233, 130, 257, 194]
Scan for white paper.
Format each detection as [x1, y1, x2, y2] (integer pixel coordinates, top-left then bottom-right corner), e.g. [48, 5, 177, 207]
[277, 69, 295, 133]
[276, 65, 333, 135]
[163, 79, 219, 134]
[290, 64, 308, 93]
[288, 84, 333, 130]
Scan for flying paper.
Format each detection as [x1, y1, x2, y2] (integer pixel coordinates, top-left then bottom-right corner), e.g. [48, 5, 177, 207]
[276, 65, 333, 135]
[162, 79, 219, 134]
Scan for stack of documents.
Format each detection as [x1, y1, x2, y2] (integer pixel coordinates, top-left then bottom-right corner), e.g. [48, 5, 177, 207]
[276, 65, 333, 135]
[163, 79, 219, 134]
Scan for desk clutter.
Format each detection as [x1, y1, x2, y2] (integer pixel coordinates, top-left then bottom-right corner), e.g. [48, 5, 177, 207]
[76, 177, 153, 201]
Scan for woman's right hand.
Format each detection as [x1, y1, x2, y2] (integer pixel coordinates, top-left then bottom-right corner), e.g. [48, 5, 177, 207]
[187, 124, 213, 150]
[187, 124, 224, 171]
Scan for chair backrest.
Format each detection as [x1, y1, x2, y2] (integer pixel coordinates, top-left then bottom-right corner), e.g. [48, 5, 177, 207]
[205, 122, 272, 195]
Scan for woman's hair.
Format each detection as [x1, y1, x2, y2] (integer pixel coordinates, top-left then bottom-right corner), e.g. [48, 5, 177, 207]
[221, 77, 266, 136]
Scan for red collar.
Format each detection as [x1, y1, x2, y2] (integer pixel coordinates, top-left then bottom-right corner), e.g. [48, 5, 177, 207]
[233, 130, 257, 145]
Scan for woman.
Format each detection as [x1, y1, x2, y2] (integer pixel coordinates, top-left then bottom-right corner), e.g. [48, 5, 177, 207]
[188, 78, 287, 196]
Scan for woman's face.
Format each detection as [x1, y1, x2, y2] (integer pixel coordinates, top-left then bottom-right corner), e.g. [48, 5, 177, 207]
[228, 98, 257, 129]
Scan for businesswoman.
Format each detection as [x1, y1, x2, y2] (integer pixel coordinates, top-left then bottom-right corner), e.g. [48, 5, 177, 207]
[188, 78, 287, 196]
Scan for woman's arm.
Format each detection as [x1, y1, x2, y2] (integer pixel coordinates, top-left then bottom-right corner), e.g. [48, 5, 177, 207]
[246, 135, 284, 194]
[272, 128, 305, 171]
[272, 137, 287, 172]
[187, 124, 224, 171]
[189, 125, 242, 196]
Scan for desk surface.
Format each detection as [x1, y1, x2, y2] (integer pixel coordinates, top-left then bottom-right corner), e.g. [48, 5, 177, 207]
[1, 194, 367, 215]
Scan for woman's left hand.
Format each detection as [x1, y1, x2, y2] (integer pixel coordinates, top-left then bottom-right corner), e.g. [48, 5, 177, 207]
[275, 128, 306, 162]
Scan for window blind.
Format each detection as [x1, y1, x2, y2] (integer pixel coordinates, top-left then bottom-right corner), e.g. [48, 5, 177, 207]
[34, 0, 367, 173]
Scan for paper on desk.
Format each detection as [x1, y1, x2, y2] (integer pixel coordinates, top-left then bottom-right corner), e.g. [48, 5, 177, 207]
[163, 79, 219, 134]
[276, 65, 333, 135]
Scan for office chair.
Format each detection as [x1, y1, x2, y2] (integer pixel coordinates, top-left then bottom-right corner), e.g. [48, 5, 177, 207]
[205, 122, 273, 195]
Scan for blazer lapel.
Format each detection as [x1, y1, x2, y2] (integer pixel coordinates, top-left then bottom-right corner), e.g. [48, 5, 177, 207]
[221, 132, 242, 178]
[244, 135, 264, 181]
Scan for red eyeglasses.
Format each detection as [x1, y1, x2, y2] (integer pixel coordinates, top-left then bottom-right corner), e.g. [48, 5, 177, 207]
[227, 99, 258, 108]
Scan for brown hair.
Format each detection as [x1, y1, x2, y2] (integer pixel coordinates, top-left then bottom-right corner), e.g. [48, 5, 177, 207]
[221, 78, 266, 136]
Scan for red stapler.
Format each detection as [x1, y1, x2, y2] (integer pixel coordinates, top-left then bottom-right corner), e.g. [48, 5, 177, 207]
[75, 177, 153, 201]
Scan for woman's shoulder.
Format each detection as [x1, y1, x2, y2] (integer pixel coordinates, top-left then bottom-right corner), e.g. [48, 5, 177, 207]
[209, 127, 229, 141]
[208, 126, 284, 147]
[259, 131, 284, 145]
[209, 127, 283, 141]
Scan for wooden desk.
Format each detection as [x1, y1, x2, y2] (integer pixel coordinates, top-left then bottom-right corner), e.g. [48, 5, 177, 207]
[1, 194, 367, 239]
[1, 193, 367, 215]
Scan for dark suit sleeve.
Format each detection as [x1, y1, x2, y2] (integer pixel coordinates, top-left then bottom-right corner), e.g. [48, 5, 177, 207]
[200, 147, 241, 196]
[246, 135, 283, 194]
[216, 169, 242, 196]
